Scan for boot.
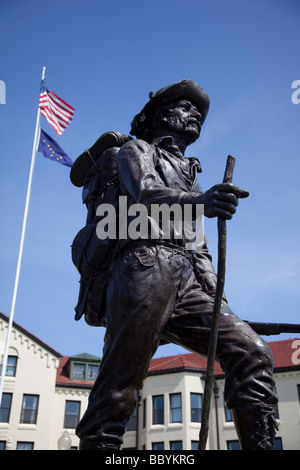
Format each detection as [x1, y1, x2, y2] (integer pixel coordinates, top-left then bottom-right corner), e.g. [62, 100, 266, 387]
[79, 438, 120, 450]
[231, 403, 279, 450]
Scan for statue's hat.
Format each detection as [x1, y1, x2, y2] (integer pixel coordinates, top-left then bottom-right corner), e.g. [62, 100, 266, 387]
[130, 79, 210, 140]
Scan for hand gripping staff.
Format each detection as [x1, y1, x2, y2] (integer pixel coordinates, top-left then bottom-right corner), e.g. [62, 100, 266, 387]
[198, 155, 236, 450]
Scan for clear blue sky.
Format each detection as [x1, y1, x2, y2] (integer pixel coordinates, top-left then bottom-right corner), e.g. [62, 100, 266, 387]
[0, 0, 299, 359]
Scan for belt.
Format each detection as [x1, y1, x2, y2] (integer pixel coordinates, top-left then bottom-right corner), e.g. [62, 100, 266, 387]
[121, 239, 196, 261]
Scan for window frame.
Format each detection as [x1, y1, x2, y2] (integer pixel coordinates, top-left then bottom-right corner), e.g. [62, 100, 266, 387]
[152, 395, 164, 425]
[170, 392, 182, 423]
[126, 406, 137, 431]
[64, 400, 81, 429]
[152, 441, 164, 450]
[20, 394, 39, 425]
[170, 440, 182, 450]
[190, 392, 202, 423]
[6, 355, 18, 377]
[70, 360, 99, 382]
[72, 362, 85, 379]
[0, 393, 12, 423]
[16, 441, 34, 450]
[143, 398, 146, 429]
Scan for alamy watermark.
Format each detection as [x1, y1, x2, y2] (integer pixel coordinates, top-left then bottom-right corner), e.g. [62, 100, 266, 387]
[291, 80, 300, 105]
[95, 196, 205, 251]
[0, 80, 6, 104]
[291, 339, 300, 365]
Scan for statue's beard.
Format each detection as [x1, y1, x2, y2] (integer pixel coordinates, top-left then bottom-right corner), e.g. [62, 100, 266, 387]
[166, 115, 201, 142]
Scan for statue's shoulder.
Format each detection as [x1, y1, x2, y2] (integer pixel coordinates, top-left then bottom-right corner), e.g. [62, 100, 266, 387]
[118, 138, 154, 161]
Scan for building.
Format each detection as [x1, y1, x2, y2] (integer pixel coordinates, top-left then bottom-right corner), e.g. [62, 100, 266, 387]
[126, 347, 300, 450]
[0, 312, 61, 450]
[0, 311, 300, 450]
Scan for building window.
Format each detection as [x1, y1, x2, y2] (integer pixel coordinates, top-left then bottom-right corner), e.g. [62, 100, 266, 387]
[126, 406, 137, 431]
[143, 398, 146, 428]
[170, 393, 182, 423]
[71, 361, 100, 382]
[64, 400, 80, 428]
[274, 437, 283, 450]
[0, 393, 12, 423]
[0, 441, 6, 450]
[73, 363, 85, 379]
[16, 442, 34, 450]
[224, 406, 233, 422]
[20, 395, 39, 424]
[153, 395, 164, 425]
[152, 442, 164, 450]
[87, 364, 98, 380]
[227, 440, 240, 450]
[191, 441, 198, 450]
[228, 438, 282, 450]
[170, 440, 182, 450]
[191, 393, 202, 422]
[6, 356, 17, 377]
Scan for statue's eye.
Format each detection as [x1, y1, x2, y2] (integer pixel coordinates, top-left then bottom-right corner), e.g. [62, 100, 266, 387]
[180, 103, 190, 111]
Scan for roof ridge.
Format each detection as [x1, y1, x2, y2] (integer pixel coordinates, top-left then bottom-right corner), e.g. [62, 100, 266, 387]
[0, 311, 62, 358]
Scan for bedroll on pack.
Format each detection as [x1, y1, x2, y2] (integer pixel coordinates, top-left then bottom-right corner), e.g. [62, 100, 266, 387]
[70, 131, 132, 326]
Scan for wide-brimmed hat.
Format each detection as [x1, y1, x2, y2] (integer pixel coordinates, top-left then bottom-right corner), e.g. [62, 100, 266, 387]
[130, 79, 210, 140]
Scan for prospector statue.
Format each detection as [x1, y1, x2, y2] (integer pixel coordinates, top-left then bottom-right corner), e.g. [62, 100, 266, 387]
[70, 79, 278, 450]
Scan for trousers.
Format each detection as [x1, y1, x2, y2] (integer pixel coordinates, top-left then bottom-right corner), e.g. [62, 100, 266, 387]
[76, 244, 277, 447]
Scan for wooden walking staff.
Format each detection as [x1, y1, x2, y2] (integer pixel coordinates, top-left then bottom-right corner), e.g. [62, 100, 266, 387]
[198, 155, 236, 450]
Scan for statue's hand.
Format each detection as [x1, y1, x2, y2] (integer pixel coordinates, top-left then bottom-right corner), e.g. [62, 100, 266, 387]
[199, 183, 249, 220]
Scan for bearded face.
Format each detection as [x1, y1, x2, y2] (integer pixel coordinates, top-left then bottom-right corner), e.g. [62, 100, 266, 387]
[162, 99, 202, 143]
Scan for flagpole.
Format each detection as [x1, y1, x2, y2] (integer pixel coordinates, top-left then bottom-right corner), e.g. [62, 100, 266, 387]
[0, 66, 46, 405]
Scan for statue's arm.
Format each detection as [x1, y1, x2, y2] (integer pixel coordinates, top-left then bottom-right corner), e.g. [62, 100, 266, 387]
[117, 139, 200, 208]
[118, 140, 248, 220]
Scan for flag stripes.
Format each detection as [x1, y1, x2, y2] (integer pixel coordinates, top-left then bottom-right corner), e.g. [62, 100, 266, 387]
[39, 83, 75, 135]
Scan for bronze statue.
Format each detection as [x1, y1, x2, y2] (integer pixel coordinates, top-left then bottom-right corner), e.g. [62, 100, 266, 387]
[70, 80, 278, 450]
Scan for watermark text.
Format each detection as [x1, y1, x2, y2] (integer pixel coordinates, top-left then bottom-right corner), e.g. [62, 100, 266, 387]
[291, 80, 300, 105]
[0, 80, 6, 104]
[96, 196, 205, 250]
[291, 339, 300, 365]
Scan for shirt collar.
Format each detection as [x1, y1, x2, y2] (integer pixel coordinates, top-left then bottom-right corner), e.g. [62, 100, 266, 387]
[151, 135, 202, 172]
[151, 135, 184, 159]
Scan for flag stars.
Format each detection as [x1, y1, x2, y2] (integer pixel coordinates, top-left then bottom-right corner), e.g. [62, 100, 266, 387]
[42, 138, 62, 159]
[38, 129, 73, 167]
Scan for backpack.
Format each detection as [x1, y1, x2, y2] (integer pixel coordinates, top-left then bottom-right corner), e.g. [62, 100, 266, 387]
[70, 132, 132, 326]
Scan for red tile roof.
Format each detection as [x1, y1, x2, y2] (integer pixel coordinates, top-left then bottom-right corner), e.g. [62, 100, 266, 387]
[56, 338, 300, 387]
[148, 338, 300, 377]
[148, 352, 210, 374]
[269, 338, 300, 370]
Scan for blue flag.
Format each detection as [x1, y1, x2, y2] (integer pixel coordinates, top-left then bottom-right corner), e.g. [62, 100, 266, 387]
[38, 129, 73, 167]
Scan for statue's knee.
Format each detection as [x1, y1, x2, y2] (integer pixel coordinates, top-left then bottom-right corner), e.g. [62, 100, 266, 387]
[243, 328, 274, 367]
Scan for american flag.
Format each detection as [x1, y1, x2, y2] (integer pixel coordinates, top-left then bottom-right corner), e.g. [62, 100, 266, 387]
[39, 80, 75, 135]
